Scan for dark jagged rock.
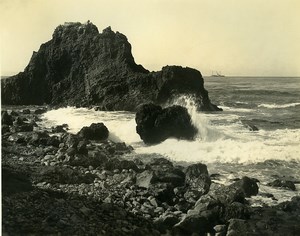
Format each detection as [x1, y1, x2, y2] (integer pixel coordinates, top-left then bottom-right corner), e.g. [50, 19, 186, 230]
[22, 109, 31, 114]
[241, 120, 259, 131]
[2, 111, 13, 125]
[136, 104, 198, 144]
[52, 125, 67, 133]
[184, 163, 211, 202]
[231, 176, 259, 197]
[267, 179, 296, 191]
[10, 110, 19, 116]
[77, 123, 109, 141]
[136, 158, 185, 189]
[1, 22, 220, 111]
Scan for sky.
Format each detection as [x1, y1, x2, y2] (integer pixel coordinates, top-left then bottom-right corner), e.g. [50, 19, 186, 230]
[0, 0, 299, 76]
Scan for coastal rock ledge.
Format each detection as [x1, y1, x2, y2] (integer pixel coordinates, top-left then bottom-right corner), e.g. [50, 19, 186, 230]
[1, 21, 221, 111]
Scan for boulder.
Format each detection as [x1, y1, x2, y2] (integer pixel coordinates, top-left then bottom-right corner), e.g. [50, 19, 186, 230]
[154, 214, 180, 234]
[10, 110, 19, 116]
[77, 123, 109, 141]
[146, 158, 185, 187]
[1, 111, 13, 125]
[63, 133, 80, 148]
[52, 125, 67, 133]
[173, 214, 210, 236]
[2, 124, 10, 134]
[34, 108, 47, 114]
[29, 131, 51, 146]
[22, 109, 31, 114]
[267, 179, 296, 191]
[136, 104, 197, 144]
[184, 163, 211, 201]
[1, 22, 220, 112]
[230, 176, 259, 197]
[226, 219, 253, 236]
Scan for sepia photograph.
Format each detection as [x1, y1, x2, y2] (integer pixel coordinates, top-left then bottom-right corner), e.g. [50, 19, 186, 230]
[1, 0, 300, 235]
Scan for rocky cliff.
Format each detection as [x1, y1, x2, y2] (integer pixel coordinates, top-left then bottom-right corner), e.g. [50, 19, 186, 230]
[1, 21, 221, 111]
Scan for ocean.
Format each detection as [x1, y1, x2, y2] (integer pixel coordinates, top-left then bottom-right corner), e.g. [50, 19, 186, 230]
[40, 76, 300, 206]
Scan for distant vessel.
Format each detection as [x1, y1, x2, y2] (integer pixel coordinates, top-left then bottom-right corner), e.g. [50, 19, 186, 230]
[211, 71, 225, 77]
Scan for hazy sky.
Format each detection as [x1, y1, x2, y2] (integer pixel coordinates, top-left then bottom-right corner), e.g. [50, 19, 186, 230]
[0, 0, 299, 76]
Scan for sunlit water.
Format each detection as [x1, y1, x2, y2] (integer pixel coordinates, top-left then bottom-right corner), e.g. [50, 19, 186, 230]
[40, 77, 300, 206]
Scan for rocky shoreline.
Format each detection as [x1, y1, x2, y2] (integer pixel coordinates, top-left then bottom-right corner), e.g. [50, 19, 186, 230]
[2, 107, 300, 235]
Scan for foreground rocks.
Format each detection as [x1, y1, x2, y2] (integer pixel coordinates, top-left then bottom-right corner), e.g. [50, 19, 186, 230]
[1, 22, 221, 112]
[2, 107, 299, 235]
[135, 104, 198, 144]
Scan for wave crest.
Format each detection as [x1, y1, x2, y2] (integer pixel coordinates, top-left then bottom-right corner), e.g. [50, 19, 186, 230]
[258, 102, 300, 109]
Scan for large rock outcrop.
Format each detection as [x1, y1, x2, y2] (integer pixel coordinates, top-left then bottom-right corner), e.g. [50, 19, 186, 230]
[1, 21, 221, 111]
[135, 104, 198, 144]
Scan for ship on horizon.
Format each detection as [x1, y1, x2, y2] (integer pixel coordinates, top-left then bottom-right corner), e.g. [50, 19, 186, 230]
[211, 71, 225, 77]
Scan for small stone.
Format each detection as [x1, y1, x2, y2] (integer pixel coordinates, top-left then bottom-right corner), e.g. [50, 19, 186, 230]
[154, 207, 164, 214]
[44, 154, 55, 161]
[19, 157, 24, 161]
[88, 166, 94, 171]
[149, 198, 158, 207]
[214, 224, 227, 233]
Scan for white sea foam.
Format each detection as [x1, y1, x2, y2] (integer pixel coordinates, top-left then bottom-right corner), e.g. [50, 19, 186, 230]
[41, 107, 140, 143]
[40, 100, 300, 165]
[219, 106, 253, 113]
[258, 102, 300, 109]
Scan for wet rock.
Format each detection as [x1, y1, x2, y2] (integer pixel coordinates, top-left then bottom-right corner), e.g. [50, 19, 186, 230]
[2, 124, 10, 134]
[223, 202, 250, 221]
[226, 219, 253, 236]
[135, 104, 197, 144]
[151, 183, 175, 204]
[173, 214, 210, 236]
[146, 158, 185, 187]
[136, 170, 155, 188]
[154, 214, 180, 233]
[231, 176, 259, 197]
[208, 183, 246, 205]
[46, 136, 60, 147]
[185, 163, 209, 180]
[22, 109, 31, 114]
[34, 108, 47, 114]
[10, 110, 19, 116]
[2, 111, 13, 125]
[184, 163, 211, 201]
[113, 142, 133, 154]
[13, 116, 25, 126]
[52, 125, 67, 133]
[63, 133, 80, 148]
[214, 224, 227, 235]
[77, 123, 109, 141]
[267, 179, 296, 191]
[77, 140, 88, 154]
[241, 120, 259, 131]
[8, 133, 27, 143]
[29, 131, 51, 146]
